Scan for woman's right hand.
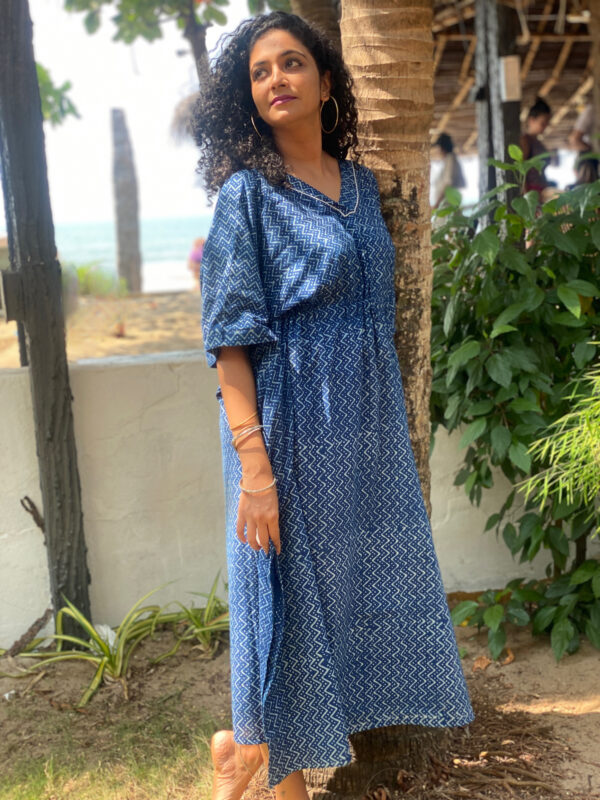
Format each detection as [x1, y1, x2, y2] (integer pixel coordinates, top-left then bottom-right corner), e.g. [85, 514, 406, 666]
[237, 469, 281, 555]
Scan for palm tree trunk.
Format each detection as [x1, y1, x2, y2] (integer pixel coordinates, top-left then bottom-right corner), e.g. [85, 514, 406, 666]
[341, 0, 434, 514]
[112, 108, 142, 294]
[290, 0, 342, 51]
[591, 0, 600, 145]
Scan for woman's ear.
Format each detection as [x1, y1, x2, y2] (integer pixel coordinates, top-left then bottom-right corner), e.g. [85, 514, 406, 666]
[320, 69, 332, 100]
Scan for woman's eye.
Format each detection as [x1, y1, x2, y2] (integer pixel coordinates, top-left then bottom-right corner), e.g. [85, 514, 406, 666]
[285, 57, 302, 68]
[252, 68, 265, 80]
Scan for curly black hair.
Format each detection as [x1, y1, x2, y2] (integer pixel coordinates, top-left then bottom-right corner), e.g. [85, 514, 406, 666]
[191, 11, 360, 201]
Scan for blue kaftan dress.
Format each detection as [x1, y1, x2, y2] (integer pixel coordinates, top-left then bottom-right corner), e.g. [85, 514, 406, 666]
[200, 158, 474, 789]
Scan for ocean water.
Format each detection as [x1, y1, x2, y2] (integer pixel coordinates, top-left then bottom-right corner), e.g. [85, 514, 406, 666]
[52, 216, 214, 294]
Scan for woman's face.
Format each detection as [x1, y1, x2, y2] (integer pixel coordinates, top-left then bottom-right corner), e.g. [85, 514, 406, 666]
[248, 28, 331, 132]
[528, 113, 550, 136]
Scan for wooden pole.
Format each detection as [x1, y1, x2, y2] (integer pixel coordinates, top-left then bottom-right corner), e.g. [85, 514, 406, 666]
[0, 0, 92, 635]
[475, 0, 521, 204]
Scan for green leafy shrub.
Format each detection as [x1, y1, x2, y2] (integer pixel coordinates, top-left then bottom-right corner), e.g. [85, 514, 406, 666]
[432, 146, 600, 659]
[0, 573, 229, 706]
[61, 261, 128, 298]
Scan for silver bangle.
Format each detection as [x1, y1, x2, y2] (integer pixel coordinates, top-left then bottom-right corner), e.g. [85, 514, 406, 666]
[231, 424, 264, 448]
[239, 476, 277, 494]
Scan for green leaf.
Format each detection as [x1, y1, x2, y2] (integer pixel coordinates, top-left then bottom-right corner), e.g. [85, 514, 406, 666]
[483, 603, 505, 632]
[451, 600, 479, 625]
[592, 573, 600, 599]
[488, 625, 507, 660]
[585, 618, 600, 650]
[507, 606, 530, 626]
[570, 560, 600, 586]
[448, 340, 481, 369]
[444, 393, 461, 420]
[566, 279, 600, 297]
[491, 425, 511, 460]
[551, 618, 575, 661]
[502, 523, 519, 554]
[508, 144, 523, 161]
[533, 605, 557, 633]
[508, 441, 531, 472]
[500, 247, 532, 278]
[557, 285, 581, 318]
[472, 227, 500, 265]
[468, 399, 494, 416]
[444, 186, 462, 207]
[486, 353, 512, 388]
[591, 221, 600, 250]
[485, 513, 500, 531]
[573, 341, 596, 369]
[459, 418, 487, 448]
[490, 324, 518, 339]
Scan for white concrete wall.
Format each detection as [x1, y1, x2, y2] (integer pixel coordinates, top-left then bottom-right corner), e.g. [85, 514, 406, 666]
[1, 351, 595, 647]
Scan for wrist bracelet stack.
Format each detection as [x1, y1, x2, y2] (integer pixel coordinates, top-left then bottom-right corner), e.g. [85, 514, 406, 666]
[229, 408, 277, 495]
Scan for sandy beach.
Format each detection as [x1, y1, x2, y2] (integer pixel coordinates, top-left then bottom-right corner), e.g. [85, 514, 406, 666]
[0, 290, 204, 369]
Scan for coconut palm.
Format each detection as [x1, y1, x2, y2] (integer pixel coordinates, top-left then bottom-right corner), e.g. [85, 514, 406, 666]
[340, 0, 436, 512]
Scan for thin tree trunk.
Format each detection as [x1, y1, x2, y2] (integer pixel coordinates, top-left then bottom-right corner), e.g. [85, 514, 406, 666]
[341, 0, 434, 514]
[182, 1, 210, 88]
[290, 0, 342, 51]
[112, 108, 141, 294]
[0, 0, 91, 636]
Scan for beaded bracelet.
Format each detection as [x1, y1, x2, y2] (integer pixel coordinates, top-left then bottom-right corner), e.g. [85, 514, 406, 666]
[239, 476, 277, 494]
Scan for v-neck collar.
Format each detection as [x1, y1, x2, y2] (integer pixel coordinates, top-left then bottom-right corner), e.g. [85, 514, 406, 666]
[286, 158, 352, 210]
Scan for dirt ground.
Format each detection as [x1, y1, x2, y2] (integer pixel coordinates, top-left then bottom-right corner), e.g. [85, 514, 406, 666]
[1, 619, 598, 800]
[0, 291, 204, 369]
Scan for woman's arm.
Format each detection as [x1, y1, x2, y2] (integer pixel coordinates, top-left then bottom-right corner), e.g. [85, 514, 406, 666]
[216, 345, 281, 556]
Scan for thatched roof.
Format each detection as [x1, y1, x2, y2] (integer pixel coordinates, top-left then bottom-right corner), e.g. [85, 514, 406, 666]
[433, 0, 594, 154]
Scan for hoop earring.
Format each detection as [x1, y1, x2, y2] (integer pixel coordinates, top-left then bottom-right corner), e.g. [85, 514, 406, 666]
[250, 114, 263, 139]
[320, 96, 339, 134]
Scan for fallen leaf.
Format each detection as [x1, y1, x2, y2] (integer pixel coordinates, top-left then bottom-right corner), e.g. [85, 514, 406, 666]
[473, 655, 491, 671]
[501, 647, 515, 665]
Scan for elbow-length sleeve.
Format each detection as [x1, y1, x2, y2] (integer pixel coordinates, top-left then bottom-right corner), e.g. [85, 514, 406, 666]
[200, 171, 278, 369]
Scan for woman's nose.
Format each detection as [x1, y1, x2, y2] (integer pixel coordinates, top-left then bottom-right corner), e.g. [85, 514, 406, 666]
[271, 64, 287, 88]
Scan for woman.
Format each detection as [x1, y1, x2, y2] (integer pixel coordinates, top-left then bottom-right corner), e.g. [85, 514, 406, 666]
[188, 236, 206, 289]
[519, 96, 557, 197]
[192, 12, 474, 800]
[431, 132, 465, 210]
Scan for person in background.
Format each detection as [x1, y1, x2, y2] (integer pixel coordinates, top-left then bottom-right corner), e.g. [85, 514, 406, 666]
[520, 96, 557, 196]
[188, 236, 206, 289]
[567, 153, 599, 188]
[431, 132, 466, 210]
[568, 103, 594, 154]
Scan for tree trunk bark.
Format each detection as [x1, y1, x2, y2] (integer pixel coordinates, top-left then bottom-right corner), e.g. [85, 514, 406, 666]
[182, 2, 211, 88]
[341, 0, 434, 514]
[590, 0, 600, 146]
[290, 0, 342, 52]
[0, 0, 92, 637]
[112, 108, 142, 294]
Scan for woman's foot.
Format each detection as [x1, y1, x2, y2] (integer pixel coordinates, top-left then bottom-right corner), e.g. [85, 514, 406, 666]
[210, 729, 264, 800]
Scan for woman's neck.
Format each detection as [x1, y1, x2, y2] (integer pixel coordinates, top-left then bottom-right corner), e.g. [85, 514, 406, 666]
[273, 118, 328, 176]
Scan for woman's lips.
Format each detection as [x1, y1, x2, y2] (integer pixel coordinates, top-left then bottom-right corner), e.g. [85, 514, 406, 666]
[271, 96, 296, 106]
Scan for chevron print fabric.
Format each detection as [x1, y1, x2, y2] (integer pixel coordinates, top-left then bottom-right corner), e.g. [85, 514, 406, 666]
[200, 158, 475, 788]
